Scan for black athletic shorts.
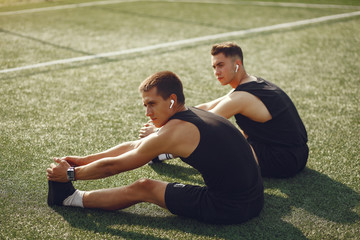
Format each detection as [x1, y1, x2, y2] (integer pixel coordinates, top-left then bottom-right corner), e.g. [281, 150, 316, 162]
[251, 142, 309, 178]
[165, 183, 263, 224]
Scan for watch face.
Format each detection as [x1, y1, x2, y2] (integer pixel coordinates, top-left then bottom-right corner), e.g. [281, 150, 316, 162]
[67, 168, 75, 181]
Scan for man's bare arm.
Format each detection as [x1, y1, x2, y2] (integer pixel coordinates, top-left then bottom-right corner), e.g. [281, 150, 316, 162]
[48, 119, 200, 182]
[63, 141, 141, 166]
[47, 135, 164, 182]
[77, 119, 200, 178]
[196, 95, 228, 111]
[196, 89, 233, 111]
[210, 91, 272, 122]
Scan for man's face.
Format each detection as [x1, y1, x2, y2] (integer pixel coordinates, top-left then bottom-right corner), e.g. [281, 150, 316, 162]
[211, 53, 237, 86]
[142, 87, 171, 128]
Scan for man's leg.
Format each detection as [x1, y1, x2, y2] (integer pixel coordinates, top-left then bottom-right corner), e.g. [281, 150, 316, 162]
[49, 178, 168, 210]
[84, 178, 168, 210]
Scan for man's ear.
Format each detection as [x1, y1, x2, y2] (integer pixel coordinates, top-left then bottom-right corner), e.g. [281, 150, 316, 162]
[169, 93, 177, 102]
[169, 94, 177, 109]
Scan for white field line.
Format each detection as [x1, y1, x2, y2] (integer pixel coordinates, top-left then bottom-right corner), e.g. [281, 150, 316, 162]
[165, 0, 360, 10]
[0, 0, 139, 16]
[1, 0, 359, 16]
[1, 10, 360, 74]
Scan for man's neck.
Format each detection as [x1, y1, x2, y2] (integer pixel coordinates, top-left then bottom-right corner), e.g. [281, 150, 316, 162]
[239, 74, 254, 85]
[230, 71, 253, 88]
[173, 105, 187, 114]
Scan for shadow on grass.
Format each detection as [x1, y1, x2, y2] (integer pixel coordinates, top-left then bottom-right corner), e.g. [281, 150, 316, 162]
[52, 205, 306, 240]
[150, 160, 205, 185]
[263, 167, 360, 224]
[51, 167, 359, 239]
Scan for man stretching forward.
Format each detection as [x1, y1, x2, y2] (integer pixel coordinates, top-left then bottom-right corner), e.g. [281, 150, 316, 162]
[47, 71, 263, 224]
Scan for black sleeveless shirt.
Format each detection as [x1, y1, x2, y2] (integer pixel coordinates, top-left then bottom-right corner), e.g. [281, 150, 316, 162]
[169, 107, 263, 202]
[233, 78, 308, 147]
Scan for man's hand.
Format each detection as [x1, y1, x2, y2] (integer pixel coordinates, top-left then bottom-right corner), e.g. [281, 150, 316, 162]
[46, 158, 71, 182]
[139, 121, 157, 138]
[62, 156, 85, 166]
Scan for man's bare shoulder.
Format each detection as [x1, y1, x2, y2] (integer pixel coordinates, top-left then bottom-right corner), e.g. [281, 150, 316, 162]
[230, 90, 257, 102]
[158, 118, 200, 158]
[229, 91, 272, 122]
[160, 118, 198, 138]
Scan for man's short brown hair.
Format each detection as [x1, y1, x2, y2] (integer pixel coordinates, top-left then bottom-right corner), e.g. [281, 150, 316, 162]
[139, 71, 185, 104]
[211, 42, 244, 65]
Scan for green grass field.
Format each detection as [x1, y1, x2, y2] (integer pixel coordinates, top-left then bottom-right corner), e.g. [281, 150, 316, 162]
[1, 0, 359, 239]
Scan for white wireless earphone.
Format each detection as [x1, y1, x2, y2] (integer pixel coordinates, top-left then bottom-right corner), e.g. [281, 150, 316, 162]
[235, 64, 239, 73]
[169, 99, 175, 109]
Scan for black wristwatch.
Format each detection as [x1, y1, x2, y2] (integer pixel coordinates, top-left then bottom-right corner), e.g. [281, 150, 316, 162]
[67, 167, 76, 181]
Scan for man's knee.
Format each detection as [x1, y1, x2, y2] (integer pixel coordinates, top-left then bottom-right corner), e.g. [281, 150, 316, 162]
[130, 178, 167, 207]
[131, 178, 157, 193]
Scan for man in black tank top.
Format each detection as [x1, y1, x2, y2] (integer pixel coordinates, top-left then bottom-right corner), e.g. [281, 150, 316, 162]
[196, 42, 308, 178]
[46, 71, 263, 224]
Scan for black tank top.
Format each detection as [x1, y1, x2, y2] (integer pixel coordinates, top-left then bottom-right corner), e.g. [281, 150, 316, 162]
[170, 107, 263, 202]
[233, 78, 308, 147]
